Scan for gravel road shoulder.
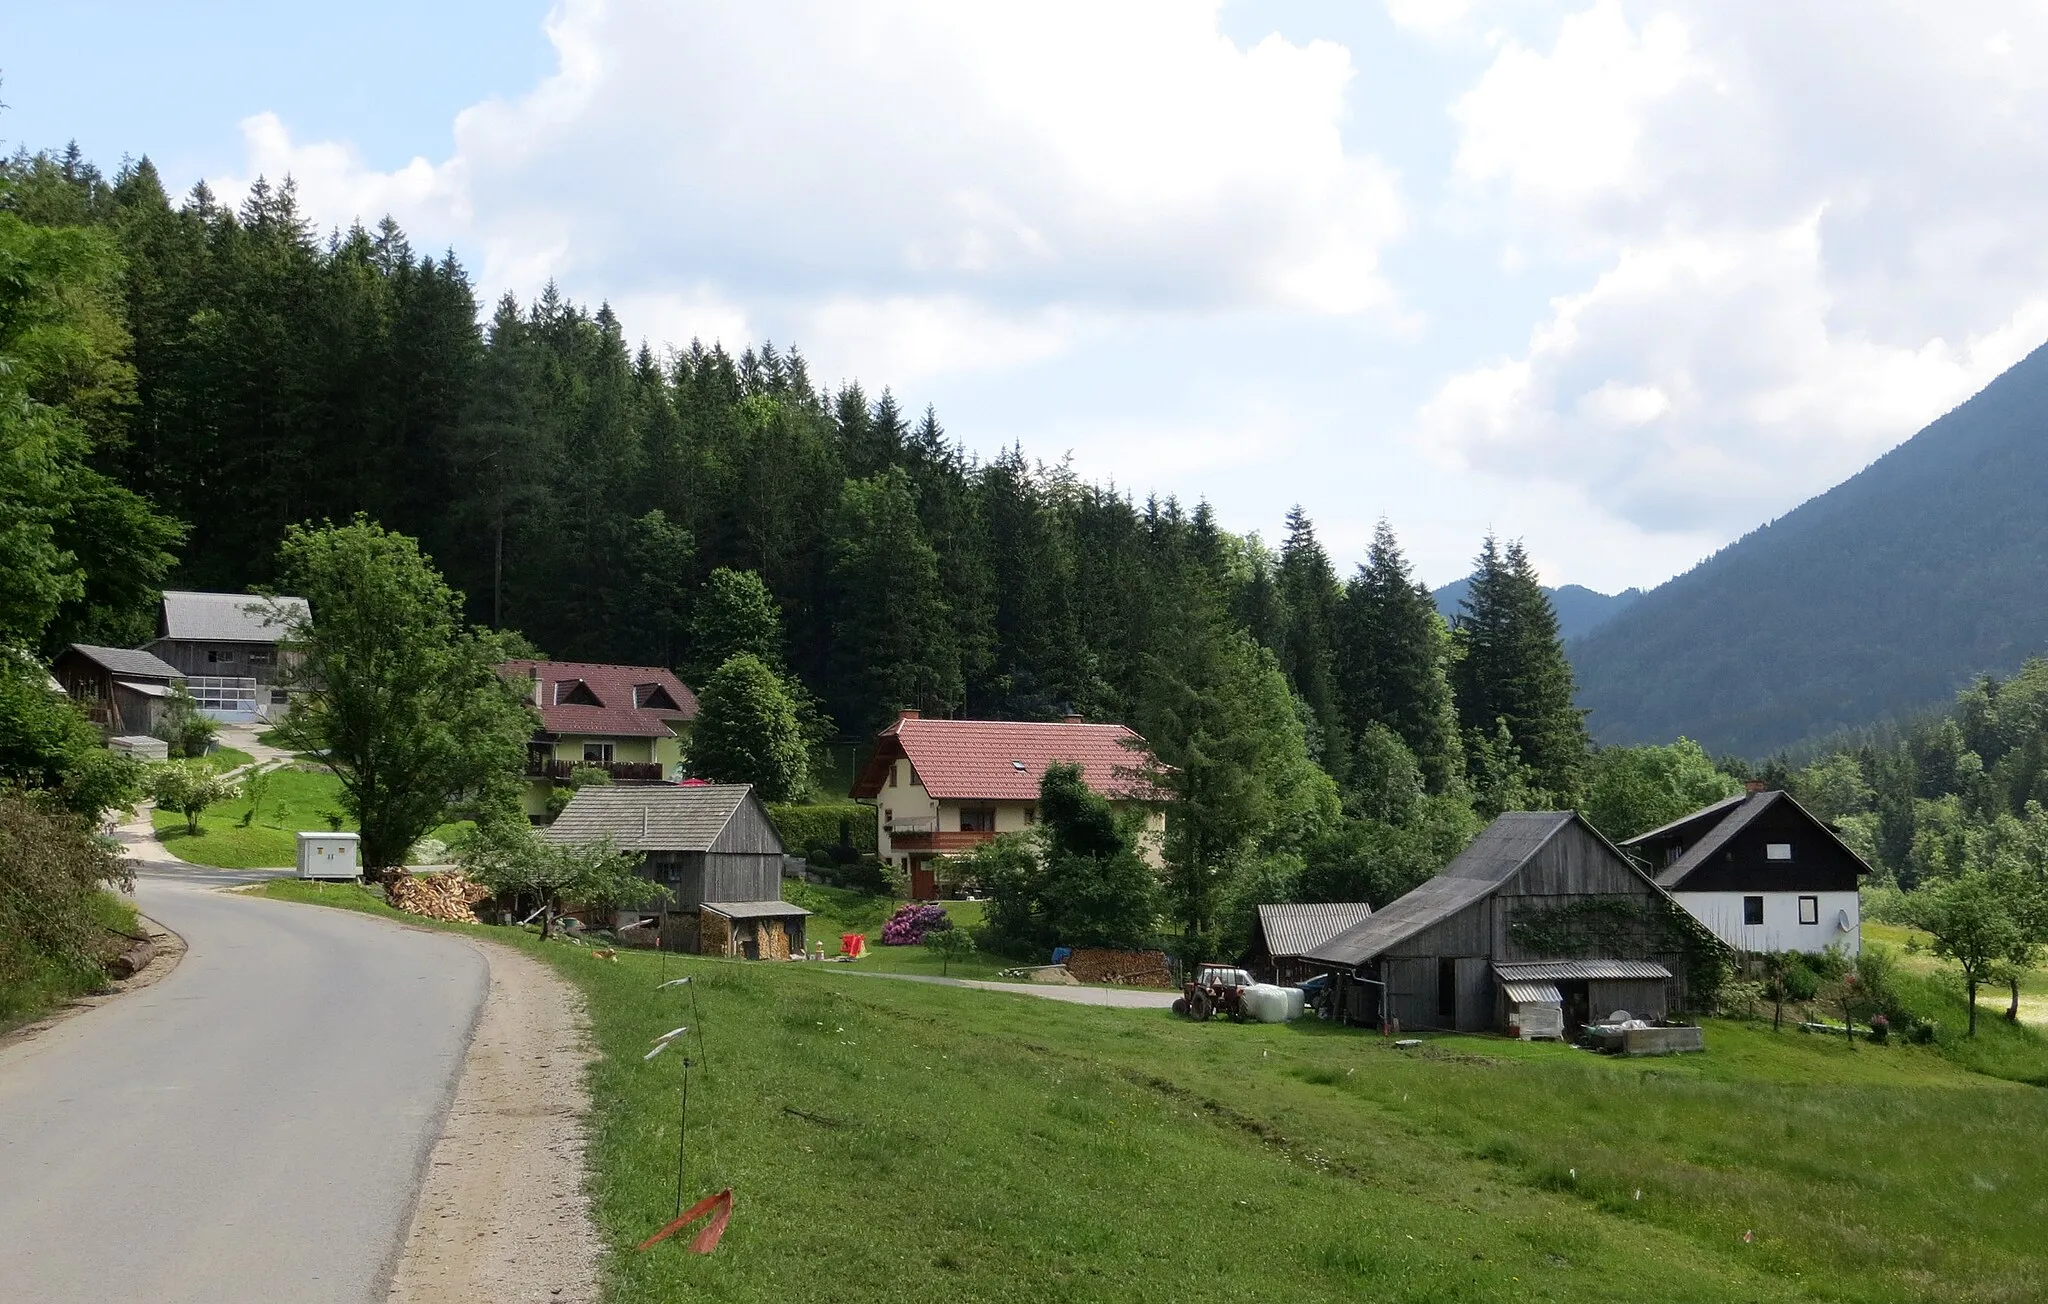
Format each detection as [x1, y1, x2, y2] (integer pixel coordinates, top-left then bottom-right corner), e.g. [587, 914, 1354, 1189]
[387, 940, 601, 1304]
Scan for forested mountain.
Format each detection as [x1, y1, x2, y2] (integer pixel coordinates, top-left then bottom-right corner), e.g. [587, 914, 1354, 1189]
[1432, 578, 1638, 644]
[1573, 340, 2048, 757]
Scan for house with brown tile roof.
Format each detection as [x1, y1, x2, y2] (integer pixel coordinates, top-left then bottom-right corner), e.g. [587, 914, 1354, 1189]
[499, 660, 700, 818]
[848, 710, 1165, 897]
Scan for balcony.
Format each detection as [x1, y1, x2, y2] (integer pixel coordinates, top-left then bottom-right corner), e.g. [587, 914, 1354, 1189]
[526, 757, 668, 783]
[885, 818, 997, 854]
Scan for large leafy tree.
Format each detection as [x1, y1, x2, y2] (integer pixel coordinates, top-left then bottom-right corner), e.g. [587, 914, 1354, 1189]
[688, 653, 812, 800]
[1909, 869, 2024, 1037]
[1451, 535, 1588, 805]
[461, 821, 668, 941]
[687, 567, 783, 683]
[1583, 738, 1742, 843]
[974, 762, 1161, 954]
[274, 517, 535, 877]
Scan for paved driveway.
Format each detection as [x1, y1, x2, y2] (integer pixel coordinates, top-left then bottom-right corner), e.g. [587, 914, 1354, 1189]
[0, 839, 487, 1303]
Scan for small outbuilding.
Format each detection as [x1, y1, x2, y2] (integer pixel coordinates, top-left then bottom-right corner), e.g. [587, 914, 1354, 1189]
[698, 900, 811, 960]
[1303, 811, 1705, 1037]
[545, 783, 793, 955]
[52, 644, 185, 737]
[1246, 903, 1373, 985]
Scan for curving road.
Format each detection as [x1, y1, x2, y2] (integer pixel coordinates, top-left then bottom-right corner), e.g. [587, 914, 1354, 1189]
[0, 834, 488, 1303]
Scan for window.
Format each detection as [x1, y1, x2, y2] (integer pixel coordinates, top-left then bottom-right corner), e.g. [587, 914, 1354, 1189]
[207, 648, 234, 664]
[247, 649, 273, 667]
[1766, 843, 1792, 861]
[1437, 958, 1457, 1020]
[1743, 895, 1765, 926]
[269, 689, 289, 705]
[1024, 805, 1037, 824]
[889, 763, 898, 788]
[960, 807, 995, 833]
[1798, 895, 1820, 926]
[583, 741, 615, 764]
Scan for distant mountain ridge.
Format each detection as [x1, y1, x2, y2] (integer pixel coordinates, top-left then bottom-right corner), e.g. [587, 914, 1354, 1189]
[1571, 338, 2048, 757]
[1433, 578, 1641, 644]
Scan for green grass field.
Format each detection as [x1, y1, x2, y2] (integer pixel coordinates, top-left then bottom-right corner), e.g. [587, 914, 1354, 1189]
[784, 884, 1014, 979]
[246, 880, 2048, 1303]
[152, 763, 468, 869]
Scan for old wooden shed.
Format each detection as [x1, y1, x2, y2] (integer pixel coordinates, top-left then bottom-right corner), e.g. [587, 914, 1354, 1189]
[545, 783, 792, 954]
[52, 644, 184, 737]
[1246, 902, 1373, 985]
[1302, 811, 1695, 1036]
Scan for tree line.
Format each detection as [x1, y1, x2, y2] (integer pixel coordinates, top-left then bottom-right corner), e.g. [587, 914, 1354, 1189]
[1, 142, 1606, 961]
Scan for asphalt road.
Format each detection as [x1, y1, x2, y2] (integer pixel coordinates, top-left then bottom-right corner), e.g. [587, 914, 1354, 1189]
[0, 850, 488, 1303]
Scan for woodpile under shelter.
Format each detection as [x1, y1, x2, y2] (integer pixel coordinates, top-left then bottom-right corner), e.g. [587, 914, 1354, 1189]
[1302, 811, 1695, 1037]
[545, 783, 798, 955]
[1246, 902, 1373, 985]
[698, 900, 810, 960]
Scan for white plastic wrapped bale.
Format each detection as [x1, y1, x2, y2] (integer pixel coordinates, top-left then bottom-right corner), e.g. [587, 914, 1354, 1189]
[1241, 983, 1303, 1024]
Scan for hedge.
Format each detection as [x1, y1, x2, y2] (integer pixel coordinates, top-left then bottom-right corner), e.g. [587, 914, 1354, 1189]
[767, 802, 877, 854]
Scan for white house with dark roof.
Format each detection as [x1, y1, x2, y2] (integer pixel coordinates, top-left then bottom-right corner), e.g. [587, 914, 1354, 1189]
[1621, 789, 1871, 956]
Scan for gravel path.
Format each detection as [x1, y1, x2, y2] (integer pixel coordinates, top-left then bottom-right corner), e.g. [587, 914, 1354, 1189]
[822, 967, 1180, 1008]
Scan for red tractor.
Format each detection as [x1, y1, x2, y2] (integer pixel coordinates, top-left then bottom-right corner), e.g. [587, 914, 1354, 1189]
[1174, 964, 1255, 1022]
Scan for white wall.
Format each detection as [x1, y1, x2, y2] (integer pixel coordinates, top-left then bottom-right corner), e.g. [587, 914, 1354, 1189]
[1673, 890, 1860, 956]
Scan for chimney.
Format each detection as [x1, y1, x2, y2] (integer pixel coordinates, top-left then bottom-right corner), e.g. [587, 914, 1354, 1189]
[899, 709, 920, 720]
[528, 665, 541, 703]
[1744, 780, 1768, 794]
[1063, 713, 1085, 725]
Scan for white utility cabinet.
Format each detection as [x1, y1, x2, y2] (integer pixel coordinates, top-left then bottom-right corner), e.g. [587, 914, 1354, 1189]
[297, 831, 361, 880]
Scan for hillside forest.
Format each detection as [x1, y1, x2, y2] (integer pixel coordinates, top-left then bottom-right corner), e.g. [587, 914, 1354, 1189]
[3, 142, 2046, 975]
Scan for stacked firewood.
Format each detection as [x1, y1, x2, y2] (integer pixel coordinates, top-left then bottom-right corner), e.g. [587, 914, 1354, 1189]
[385, 870, 493, 923]
[1063, 948, 1174, 987]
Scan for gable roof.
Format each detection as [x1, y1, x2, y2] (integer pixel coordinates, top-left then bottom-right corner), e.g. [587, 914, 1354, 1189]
[849, 713, 1157, 802]
[1256, 903, 1374, 959]
[1621, 791, 1751, 849]
[1628, 789, 1874, 889]
[159, 591, 309, 643]
[500, 661, 699, 739]
[1306, 812, 1630, 969]
[65, 644, 184, 681]
[543, 783, 759, 853]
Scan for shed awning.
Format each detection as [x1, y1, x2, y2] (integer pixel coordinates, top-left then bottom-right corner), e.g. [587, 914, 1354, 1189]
[1494, 960, 1671, 982]
[115, 679, 173, 698]
[699, 900, 812, 920]
[1500, 980, 1564, 1005]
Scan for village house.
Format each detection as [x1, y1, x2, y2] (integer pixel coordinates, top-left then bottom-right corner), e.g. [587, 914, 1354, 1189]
[1244, 902, 1373, 986]
[1620, 788, 1870, 956]
[51, 644, 185, 738]
[499, 660, 699, 819]
[544, 783, 807, 957]
[848, 710, 1165, 899]
[144, 590, 310, 721]
[1303, 811, 1699, 1038]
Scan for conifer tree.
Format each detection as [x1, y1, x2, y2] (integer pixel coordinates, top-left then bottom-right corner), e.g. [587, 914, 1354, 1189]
[1337, 520, 1463, 795]
[826, 468, 963, 729]
[1451, 536, 1589, 805]
[1275, 507, 1346, 782]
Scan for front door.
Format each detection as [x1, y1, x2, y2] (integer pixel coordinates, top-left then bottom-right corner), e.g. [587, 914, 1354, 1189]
[1561, 981, 1591, 1036]
[910, 863, 937, 899]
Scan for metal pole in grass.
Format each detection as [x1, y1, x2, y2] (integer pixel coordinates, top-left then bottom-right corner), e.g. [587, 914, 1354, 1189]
[644, 1027, 693, 1219]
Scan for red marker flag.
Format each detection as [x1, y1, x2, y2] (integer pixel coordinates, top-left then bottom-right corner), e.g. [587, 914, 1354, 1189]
[636, 1188, 734, 1254]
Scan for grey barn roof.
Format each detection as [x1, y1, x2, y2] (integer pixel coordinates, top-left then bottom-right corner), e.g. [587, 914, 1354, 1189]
[1621, 791, 1751, 848]
[68, 644, 184, 680]
[1257, 903, 1373, 958]
[160, 591, 309, 643]
[544, 783, 758, 853]
[1305, 811, 1578, 969]
[700, 900, 812, 920]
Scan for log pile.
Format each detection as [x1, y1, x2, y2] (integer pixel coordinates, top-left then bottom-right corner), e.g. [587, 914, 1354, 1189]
[1064, 948, 1173, 987]
[386, 870, 493, 923]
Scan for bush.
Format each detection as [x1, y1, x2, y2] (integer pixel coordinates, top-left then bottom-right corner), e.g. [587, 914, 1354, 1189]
[147, 760, 241, 834]
[769, 802, 877, 855]
[822, 855, 892, 896]
[880, 902, 951, 946]
[0, 790, 133, 1021]
[923, 925, 977, 975]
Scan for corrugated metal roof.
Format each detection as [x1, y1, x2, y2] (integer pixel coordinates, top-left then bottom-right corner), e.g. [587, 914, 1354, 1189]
[1501, 980, 1563, 1005]
[69, 644, 183, 679]
[1257, 902, 1373, 957]
[1494, 960, 1672, 982]
[1305, 812, 1577, 967]
[543, 784, 758, 853]
[160, 591, 308, 643]
[849, 715, 1158, 801]
[700, 900, 811, 920]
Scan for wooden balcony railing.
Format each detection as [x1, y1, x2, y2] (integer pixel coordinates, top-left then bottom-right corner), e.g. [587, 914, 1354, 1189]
[526, 758, 667, 783]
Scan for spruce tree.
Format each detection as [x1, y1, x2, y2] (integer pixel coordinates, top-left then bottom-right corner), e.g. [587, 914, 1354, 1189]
[1275, 507, 1346, 782]
[825, 468, 963, 729]
[1337, 520, 1463, 795]
[1450, 536, 1588, 805]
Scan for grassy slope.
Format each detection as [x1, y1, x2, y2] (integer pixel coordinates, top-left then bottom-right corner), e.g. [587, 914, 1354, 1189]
[0, 893, 141, 1031]
[248, 880, 2048, 1303]
[152, 763, 470, 869]
[784, 884, 1012, 979]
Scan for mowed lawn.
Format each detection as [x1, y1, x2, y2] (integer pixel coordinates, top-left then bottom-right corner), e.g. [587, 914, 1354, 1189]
[247, 881, 2048, 1304]
[153, 764, 469, 869]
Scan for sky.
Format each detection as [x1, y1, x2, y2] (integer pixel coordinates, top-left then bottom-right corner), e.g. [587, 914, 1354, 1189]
[6, 1, 2047, 593]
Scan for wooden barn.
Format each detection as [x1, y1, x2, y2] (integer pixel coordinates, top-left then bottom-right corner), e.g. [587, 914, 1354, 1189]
[544, 783, 805, 956]
[1245, 902, 1373, 985]
[52, 644, 185, 737]
[1302, 811, 1699, 1037]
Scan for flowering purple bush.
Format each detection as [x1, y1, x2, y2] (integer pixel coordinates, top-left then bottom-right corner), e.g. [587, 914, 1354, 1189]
[880, 902, 952, 946]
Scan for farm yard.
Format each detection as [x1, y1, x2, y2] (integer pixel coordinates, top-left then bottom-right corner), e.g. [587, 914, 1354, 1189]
[240, 883, 2048, 1303]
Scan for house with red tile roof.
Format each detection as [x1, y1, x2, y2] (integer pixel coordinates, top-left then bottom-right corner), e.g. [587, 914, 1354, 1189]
[848, 710, 1165, 897]
[499, 661, 700, 818]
